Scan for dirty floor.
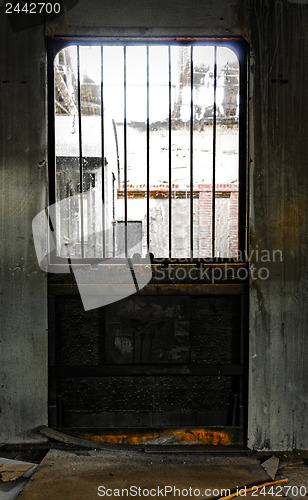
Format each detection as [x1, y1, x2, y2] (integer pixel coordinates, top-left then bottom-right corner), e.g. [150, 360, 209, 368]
[1, 445, 308, 500]
[15, 448, 301, 500]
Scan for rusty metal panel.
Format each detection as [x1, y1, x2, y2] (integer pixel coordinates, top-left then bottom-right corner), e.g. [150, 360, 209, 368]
[191, 295, 241, 364]
[104, 296, 190, 364]
[58, 375, 237, 428]
[50, 290, 246, 433]
[55, 296, 103, 366]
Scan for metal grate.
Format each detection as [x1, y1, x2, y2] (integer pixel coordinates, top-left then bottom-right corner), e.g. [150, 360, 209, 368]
[48, 38, 247, 262]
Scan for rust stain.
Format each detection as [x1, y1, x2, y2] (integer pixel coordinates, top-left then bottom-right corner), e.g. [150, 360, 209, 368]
[82, 428, 231, 446]
[172, 429, 230, 445]
[58, 36, 240, 43]
[133, 265, 152, 279]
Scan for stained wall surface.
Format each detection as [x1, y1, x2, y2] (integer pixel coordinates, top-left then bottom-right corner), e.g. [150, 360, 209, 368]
[248, 0, 308, 450]
[0, 18, 48, 442]
[0, 0, 307, 449]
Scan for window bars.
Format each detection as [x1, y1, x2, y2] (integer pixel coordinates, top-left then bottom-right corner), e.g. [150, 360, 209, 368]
[48, 38, 247, 261]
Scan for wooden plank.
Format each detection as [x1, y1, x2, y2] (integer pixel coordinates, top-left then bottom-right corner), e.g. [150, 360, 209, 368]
[0, 463, 35, 483]
[39, 426, 108, 449]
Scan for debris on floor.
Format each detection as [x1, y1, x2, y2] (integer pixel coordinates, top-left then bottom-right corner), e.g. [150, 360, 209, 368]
[0, 457, 37, 500]
[40, 425, 242, 447]
[18, 448, 274, 500]
[261, 455, 280, 480]
[276, 452, 308, 500]
[256, 451, 308, 500]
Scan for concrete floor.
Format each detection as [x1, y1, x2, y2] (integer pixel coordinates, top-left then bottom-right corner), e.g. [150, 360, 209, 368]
[17, 448, 294, 500]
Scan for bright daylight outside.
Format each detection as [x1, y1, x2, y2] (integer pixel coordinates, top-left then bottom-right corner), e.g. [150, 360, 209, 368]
[53, 44, 240, 260]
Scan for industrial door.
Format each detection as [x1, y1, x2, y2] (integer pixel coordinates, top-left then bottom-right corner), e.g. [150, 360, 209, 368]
[47, 37, 248, 445]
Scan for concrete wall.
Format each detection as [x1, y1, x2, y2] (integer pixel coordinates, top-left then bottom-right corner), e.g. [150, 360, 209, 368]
[0, 19, 48, 442]
[248, 0, 308, 450]
[0, 0, 307, 449]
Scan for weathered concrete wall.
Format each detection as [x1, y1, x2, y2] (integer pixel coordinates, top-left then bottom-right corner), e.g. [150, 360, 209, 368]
[46, 0, 250, 39]
[248, 0, 308, 450]
[0, 18, 48, 442]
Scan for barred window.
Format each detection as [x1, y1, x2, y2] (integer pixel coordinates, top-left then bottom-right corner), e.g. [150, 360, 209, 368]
[49, 39, 247, 261]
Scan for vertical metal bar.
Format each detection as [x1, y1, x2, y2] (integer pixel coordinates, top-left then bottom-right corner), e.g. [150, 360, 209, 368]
[168, 46, 172, 258]
[47, 41, 57, 264]
[101, 46, 106, 258]
[112, 175, 116, 257]
[77, 45, 84, 258]
[124, 46, 128, 257]
[212, 46, 217, 258]
[239, 292, 248, 432]
[48, 295, 57, 427]
[239, 293, 245, 427]
[190, 46, 194, 259]
[146, 46, 150, 251]
[238, 43, 248, 258]
[48, 41, 56, 210]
